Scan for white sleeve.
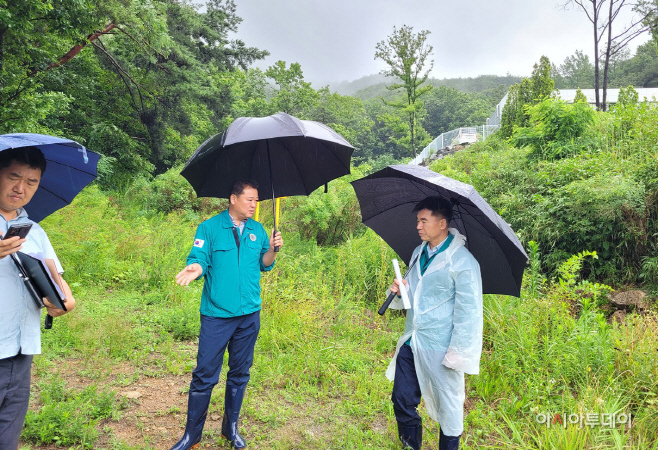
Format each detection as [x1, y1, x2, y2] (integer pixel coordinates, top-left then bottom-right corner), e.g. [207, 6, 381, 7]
[39, 228, 63, 273]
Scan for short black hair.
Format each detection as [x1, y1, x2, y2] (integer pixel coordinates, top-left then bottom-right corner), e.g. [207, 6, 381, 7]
[230, 179, 259, 197]
[413, 196, 453, 223]
[0, 146, 47, 175]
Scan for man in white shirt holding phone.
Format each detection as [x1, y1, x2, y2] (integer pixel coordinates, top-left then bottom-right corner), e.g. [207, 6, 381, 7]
[0, 146, 75, 450]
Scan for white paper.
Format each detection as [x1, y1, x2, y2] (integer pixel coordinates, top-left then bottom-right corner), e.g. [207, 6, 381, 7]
[392, 259, 411, 309]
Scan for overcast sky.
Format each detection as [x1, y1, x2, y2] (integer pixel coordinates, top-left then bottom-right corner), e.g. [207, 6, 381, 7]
[224, 0, 651, 86]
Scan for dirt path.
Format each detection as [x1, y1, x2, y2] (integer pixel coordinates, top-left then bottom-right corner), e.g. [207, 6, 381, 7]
[21, 352, 392, 450]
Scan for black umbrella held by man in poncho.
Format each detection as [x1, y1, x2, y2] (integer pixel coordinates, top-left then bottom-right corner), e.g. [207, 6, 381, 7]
[181, 112, 354, 249]
[351, 165, 528, 314]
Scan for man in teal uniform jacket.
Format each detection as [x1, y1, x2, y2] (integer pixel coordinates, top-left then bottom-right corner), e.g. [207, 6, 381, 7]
[171, 179, 283, 450]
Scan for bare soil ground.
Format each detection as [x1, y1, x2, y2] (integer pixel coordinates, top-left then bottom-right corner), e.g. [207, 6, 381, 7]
[21, 350, 393, 450]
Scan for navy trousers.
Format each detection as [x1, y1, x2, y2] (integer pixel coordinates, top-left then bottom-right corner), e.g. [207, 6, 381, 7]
[190, 312, 260, 395]
[0, 353, 33, 450]
[392, 344, 422, 427]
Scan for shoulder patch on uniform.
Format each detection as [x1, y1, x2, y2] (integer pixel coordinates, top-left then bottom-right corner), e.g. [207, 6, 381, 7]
[193, 239, 205, 248]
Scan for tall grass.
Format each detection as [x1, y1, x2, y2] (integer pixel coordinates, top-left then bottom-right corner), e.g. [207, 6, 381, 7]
[19, 176, 658, 449]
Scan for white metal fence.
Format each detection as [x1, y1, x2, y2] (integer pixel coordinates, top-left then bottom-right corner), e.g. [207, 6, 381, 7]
[409, 124, 500, 165]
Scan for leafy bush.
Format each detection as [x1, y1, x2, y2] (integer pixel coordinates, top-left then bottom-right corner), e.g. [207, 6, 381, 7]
[283, 170, 366, 246]
[431, 125, 656, 285]
[555, 250, 612, 307]
[534, 173, 648, 279]
[512, 98, 596, 160]
[124, 166, 226, 216]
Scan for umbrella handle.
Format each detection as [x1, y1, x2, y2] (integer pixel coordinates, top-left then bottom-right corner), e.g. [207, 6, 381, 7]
[378, 292, 397, 315]
[273, 229, 280, 253]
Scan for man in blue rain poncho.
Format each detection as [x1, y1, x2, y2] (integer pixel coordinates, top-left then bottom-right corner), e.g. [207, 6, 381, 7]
[388, 196, 483, 450]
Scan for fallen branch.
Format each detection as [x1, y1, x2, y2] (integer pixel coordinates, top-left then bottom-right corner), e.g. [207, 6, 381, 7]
[30, 23, 117, 76]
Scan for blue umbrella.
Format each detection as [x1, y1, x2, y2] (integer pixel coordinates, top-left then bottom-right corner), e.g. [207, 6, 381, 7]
[0, 133, 100, 222]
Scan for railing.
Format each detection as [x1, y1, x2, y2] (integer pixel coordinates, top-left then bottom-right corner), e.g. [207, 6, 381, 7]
[409, 124, 500, 166]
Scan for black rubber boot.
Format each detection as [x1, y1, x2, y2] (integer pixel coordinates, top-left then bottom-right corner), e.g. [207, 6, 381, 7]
[221, 385, 247, 449]
[439, 428, 461, 450]
[397, 422, 422, 450]
[170, 390, 212, 450]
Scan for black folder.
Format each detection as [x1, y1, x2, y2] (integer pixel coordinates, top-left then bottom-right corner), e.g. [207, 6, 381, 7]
[11, 252, 66, 327]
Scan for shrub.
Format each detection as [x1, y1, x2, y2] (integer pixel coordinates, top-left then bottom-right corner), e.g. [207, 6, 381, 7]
[283, 171, 366, 246]
[512, 98, 596, 161]
[124, 167, 226, 216]
[429, 128, 655, 285]
[535, 173, 647, 279]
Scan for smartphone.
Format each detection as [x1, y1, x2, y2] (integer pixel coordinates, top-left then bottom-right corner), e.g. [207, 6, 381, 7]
[2, 223, 32, 240]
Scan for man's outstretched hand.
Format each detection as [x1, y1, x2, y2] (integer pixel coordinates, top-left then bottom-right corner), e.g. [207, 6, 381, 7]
[176, 263, 202, 286]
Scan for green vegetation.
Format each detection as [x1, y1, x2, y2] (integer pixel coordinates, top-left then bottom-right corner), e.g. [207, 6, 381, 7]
[433, 85, 657, 286]
[0, 0, 521, 172]
[17, 88, 658, 445]
[18, 167, 657, 448]
[500, 56, 555, 139]
[4, 2, 658, 448]
[375, 25, 435, 158]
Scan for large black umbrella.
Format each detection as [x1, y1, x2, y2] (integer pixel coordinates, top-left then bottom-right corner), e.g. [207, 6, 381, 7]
[181, 112, 354, 232]
[351, 165, 528, 299]
[0, 133, 100, 222]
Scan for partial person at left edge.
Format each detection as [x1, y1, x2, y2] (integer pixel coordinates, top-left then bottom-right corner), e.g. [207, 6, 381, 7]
[0, 146, 76, 450]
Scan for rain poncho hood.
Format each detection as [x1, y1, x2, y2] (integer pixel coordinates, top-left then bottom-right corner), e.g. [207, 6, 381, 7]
[386, 228, 483, 431]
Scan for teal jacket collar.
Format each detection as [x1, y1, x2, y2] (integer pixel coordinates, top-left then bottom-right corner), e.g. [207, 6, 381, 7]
[220, 209, 255, 231]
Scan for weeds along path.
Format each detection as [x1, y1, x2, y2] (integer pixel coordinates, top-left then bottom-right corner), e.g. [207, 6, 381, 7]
[20, 279, 658, 449]
[21, 186, 658, 448]
[20, 280, 419, 449]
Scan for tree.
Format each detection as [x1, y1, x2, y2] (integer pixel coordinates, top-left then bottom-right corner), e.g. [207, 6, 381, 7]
[531, 56, 555, 101]
[608, 40, 658, 87]
[2, 0, 270, 186]
[555, 50, 595, 89]
[0, 0, 119, 130]
[563, 0, 649, 110]
[500, 56, 554, 138]
[421, 86, 491, 137]
[639, 0, 658, 37]
[264, 61, 319, 117]
[375, 25, 434, 158]
[225, 68, 271, 121]
[600, 1, 650, 108]
[307, 87, 375, 162]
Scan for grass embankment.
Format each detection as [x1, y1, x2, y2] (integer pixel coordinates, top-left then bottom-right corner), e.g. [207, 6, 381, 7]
[19, 185, 658, 449]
